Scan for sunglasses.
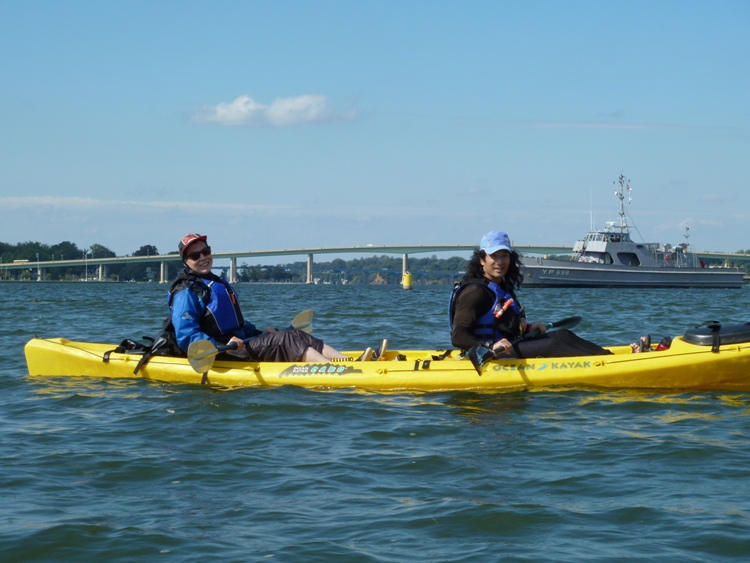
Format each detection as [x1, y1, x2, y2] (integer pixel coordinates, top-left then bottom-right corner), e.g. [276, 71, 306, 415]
[186, 246, 212, 261]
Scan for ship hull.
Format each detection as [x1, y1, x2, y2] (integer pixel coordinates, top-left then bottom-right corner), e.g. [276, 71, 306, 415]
[523, 259, 745, 288]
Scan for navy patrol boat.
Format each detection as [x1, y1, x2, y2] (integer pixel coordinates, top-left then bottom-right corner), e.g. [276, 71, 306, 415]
[522, 175, 745, 289]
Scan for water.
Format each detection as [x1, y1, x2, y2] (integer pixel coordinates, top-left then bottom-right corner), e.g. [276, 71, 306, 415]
[2, 282, 750, 561]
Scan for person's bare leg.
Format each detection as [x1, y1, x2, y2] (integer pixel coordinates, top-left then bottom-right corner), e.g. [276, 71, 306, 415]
[301, 347, 328, 361]
[301, 345, 350, 361]
[322, 343, 350, 360]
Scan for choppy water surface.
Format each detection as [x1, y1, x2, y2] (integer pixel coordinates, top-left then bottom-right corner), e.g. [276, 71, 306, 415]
[2, 283, 750, 561]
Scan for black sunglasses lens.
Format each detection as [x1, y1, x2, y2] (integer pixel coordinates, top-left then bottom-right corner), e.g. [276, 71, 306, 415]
[188, 247, 211, 261]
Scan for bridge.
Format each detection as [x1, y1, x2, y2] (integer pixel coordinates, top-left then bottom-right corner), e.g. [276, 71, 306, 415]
[2, 244, 748, 283]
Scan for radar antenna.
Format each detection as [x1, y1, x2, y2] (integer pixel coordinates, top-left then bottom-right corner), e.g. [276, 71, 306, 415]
[612, 173, 632, 234]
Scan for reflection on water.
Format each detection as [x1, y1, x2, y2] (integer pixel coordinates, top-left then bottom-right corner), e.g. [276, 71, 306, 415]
[444, 391, 528, 422]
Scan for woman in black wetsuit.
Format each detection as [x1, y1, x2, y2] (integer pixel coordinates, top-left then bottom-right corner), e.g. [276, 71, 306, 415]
[449, 231, 613, 358]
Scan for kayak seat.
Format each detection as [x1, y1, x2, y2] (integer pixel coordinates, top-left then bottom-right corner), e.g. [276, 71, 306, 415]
[684, 322, 750, 347]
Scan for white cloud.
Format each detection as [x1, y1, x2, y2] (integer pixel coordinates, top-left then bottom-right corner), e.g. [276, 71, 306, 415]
[0, 196, 294, 215]
[700, 192, 737, 203]
[190, 94, 355, 127]
[524, 120, 682, 131]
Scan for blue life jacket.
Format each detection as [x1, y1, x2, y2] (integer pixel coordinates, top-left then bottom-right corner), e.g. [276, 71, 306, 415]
[168, 270, 245, 343]
[200, 278, 245, 337]
[449, 278, 525, 342]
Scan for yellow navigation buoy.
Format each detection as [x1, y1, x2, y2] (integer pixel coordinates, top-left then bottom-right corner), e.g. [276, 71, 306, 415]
[401, 271, 413, 290]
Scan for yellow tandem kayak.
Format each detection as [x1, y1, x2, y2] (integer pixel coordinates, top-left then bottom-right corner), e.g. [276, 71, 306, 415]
[24, 323, 750, 393]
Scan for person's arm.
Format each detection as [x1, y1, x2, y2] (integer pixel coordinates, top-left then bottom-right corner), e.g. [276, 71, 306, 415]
[451, 284, 495, 350]
[171, 289, 214, 352]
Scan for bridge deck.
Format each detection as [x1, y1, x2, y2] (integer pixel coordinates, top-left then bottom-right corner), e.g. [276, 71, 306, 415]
[2, 244, 748, 283]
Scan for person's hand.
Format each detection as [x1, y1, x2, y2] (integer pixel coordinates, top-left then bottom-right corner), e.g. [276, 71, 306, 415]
[228, 336, 245, 351]
[528, 322, 547, 334]
[492, 338, 513, 354]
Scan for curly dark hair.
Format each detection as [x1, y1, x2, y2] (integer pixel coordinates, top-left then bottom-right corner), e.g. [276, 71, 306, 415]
[462, 248, 524, 290]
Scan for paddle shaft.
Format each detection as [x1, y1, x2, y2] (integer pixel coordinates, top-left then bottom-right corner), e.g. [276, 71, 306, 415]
[207, 340, 240, 355]
[501, 315, 581, 353]
[189, 309, 313, 364]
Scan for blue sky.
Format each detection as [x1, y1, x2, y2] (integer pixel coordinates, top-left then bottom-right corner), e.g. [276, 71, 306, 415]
[2, 0, 749, 259]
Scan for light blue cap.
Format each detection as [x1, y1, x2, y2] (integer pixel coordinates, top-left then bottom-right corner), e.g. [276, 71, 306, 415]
[480, 231, 512, 254]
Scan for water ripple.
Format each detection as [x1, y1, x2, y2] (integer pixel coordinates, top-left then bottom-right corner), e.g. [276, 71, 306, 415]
[2, 283, 750, 560]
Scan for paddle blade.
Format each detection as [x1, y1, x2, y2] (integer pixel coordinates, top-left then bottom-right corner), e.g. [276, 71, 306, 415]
[291, 309, 313, 334]
[187, 339, 220, 373]
[466, 345, 494, 374]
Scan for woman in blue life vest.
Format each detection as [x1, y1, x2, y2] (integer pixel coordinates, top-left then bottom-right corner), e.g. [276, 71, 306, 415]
[450, 231, 613, 358]
[169, 233, 348, 362]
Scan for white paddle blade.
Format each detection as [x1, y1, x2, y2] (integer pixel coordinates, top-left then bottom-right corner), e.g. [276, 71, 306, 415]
[291, 309, 313, 334]
[187, 339, 220, 373]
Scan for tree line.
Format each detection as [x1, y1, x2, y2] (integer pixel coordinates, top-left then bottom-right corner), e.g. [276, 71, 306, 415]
[0, 240, 163, 282]
[0, 240, 471, 283]
[237, 255, 471, 284]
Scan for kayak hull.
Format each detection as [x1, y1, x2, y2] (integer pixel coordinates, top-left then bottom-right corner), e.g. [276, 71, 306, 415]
[24, 335, 750, 393]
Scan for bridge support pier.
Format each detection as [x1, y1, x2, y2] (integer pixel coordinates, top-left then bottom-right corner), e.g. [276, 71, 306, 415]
[230, 257, 237, 284]
[306, 254, 313, 284]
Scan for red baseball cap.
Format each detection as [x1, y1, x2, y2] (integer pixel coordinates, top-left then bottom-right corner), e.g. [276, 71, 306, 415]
[178, 233, 208, 257]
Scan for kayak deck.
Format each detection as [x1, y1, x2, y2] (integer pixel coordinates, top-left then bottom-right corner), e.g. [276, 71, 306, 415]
[24, 335, 750, 393]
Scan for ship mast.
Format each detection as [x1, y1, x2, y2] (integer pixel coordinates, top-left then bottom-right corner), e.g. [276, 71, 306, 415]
[613, 173, 632, 234]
